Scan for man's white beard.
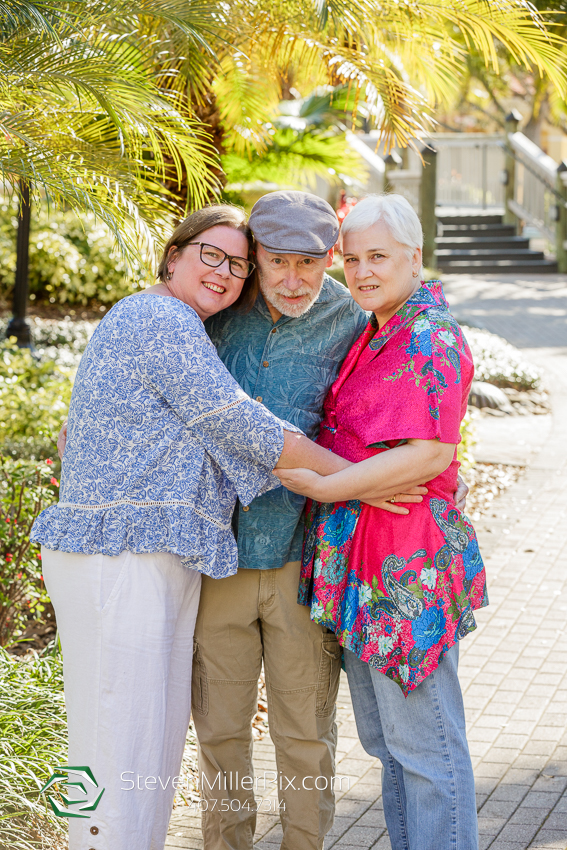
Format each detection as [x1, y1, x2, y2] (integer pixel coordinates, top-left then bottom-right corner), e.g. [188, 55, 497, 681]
[258, 274, 324, 318]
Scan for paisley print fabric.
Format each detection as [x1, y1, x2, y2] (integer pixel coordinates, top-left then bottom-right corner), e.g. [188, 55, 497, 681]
[31, 294, 301, 578]
[299, 280, 488, 696]
[206, 275, 368, 569]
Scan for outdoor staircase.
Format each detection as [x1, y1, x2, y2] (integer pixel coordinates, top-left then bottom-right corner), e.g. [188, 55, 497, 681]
[435, 212, 558, 274]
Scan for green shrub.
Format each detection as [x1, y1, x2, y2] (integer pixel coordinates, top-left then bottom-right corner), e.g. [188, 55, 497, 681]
[464, 325, 542, 390]
[0, 456, 58, 647]
[23, 317, 99, 358]
[0, 200, 152, 308]
[0, 339, 74, 459]
[458, 409, 477, 471]
[0, 646, 67, 849]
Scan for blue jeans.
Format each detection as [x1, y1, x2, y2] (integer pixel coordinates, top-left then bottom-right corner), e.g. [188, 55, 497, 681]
[344, 644, 478, 850]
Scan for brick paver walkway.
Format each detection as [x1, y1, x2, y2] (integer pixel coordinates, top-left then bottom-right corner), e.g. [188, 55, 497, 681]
[166, 273, 567, 850]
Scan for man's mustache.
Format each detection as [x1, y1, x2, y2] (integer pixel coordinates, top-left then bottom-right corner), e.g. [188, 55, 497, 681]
[271, 288, 312, 298]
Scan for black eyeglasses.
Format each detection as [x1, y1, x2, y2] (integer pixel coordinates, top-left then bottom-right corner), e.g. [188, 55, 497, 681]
[187, 242, 256, 279]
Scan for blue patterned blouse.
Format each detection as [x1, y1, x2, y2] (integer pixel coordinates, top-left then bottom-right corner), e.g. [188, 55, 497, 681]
[31, 294, 300, 578]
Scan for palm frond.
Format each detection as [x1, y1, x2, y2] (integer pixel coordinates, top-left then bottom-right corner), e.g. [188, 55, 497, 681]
[223, 125, 366, 188]
[218, 0, 567, 152]
[213, 54, 281, 155]
[2, 0, 567, 273]
[0, 0, 75, 39]
[0, 2, 223, 265]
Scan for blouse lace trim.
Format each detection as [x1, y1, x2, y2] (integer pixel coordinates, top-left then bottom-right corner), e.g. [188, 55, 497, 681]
[57, 501, 231, 531]
[184, 397, 246, 428]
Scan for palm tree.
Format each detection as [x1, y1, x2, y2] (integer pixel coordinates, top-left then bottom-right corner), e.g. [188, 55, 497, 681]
[196, 1, 567, 153]
[136, 0, 566, 215]
[435, 0, 567, 146]
[4, 0, 567, 216]
[0, 1, 220, 253]
[2, 0, 567, 340]
[1, 0, 220, 340]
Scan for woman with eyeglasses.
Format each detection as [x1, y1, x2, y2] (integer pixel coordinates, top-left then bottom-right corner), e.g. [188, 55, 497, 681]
[31, 205, 352, 850]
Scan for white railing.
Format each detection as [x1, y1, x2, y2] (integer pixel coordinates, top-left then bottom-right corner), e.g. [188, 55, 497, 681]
[430, 133, 505, 209]
[350, 132, 507, 210]
[507, 132, 559, 242]
[347, 129, 567, 266]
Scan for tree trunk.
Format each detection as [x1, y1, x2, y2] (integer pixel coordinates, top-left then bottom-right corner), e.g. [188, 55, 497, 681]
[5, 181, 33, 348]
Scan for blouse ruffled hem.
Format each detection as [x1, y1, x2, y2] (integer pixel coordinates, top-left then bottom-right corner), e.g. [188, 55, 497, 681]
[30, 503, 238, 579]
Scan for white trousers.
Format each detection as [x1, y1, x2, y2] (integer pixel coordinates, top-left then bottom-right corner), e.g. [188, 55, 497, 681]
[42, 547, 202, 850]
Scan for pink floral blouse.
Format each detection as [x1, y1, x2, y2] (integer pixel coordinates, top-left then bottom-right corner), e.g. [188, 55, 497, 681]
[299, 280, 488, 696]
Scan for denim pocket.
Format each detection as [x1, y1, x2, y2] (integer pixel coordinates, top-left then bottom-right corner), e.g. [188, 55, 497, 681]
[316, 634, 342, 717]
[192, 639, 209, 716]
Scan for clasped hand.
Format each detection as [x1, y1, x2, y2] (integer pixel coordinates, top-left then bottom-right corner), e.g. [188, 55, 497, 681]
[274, 468, 429, 516]
[274, 469, 469, 516]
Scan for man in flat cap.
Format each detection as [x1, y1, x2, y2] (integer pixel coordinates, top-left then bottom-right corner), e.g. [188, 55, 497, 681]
[194, 190, 467, 850]
[193, 191, 367, 850]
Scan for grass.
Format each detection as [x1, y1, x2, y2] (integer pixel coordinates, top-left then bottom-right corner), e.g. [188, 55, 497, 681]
[0, 645, 67, 849]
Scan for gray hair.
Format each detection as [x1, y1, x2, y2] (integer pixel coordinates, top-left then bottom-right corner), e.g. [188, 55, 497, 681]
[340, 194, 423, 258]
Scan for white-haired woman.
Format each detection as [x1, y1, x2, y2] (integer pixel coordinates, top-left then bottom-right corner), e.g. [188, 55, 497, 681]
[276, 194, 487, 850]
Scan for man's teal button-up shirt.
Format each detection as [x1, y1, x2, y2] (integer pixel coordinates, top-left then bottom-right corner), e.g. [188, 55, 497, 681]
[205, 274, 368, 570]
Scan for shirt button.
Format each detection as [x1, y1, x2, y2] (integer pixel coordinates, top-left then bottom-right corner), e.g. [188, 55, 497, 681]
[256, 396, 263, 403]
[263, 361, 269, 367]
[90, 827, 99, 835]
[271, 328, 277, 334]
[242, 506, 250, 512]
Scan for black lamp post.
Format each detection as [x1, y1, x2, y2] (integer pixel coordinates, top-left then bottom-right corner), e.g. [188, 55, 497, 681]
[5, 180, 33, 347]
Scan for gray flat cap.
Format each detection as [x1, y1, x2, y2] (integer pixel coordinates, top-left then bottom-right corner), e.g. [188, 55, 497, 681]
[249, 190, 339, 257]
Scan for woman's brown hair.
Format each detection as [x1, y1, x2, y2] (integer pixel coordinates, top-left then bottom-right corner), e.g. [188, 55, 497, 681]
[156, 205, 258, 312]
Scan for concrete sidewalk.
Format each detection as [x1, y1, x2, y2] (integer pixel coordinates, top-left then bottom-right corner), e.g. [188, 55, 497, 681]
[166, 273, 567, 850]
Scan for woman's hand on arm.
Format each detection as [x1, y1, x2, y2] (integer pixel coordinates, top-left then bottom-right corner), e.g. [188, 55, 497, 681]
[275, 433, 430, 514]
[274, 438, 455, 504]
[362, 486, 429, 515]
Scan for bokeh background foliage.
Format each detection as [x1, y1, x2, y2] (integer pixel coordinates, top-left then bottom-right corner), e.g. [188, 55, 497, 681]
[0, 456, 59, 648]
[0, 0, 566, 310]
[0, 199, 152, 309]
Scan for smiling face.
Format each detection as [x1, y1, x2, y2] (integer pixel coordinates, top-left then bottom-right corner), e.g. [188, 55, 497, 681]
[341, 220, 422, 328]
[164, 225, 250, 321]
[255, 243, 333, 321]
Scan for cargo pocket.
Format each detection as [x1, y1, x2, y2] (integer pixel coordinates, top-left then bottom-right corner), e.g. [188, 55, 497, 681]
[316, 634, 342, 717]
[192, 640, 209, 716]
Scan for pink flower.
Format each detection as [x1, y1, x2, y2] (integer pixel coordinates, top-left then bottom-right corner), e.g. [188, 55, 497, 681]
[50, 477, 59, 486]
[45, 458, 53, 466]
